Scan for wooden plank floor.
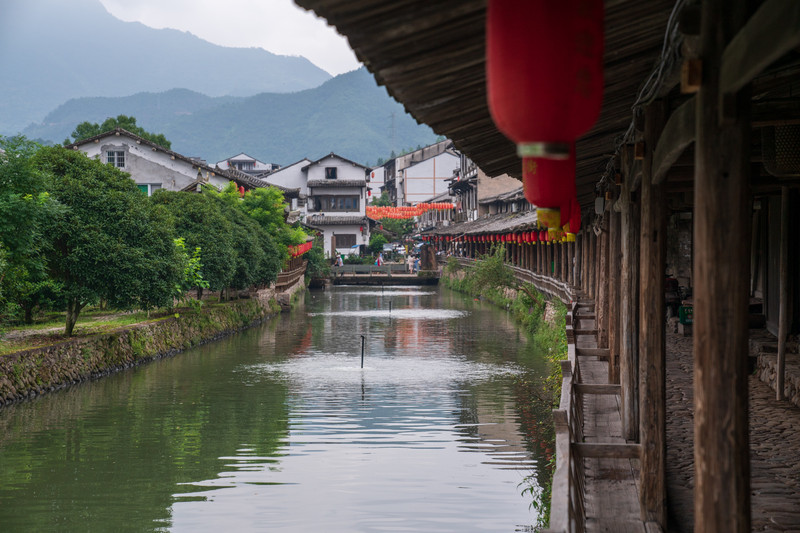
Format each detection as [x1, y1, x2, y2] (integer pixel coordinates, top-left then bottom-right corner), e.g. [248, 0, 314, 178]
[575, 307, 646, 533]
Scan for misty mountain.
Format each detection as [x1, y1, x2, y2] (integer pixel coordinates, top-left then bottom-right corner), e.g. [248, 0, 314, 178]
[0, 0, 331, 134]
[24, 68, 438, 166]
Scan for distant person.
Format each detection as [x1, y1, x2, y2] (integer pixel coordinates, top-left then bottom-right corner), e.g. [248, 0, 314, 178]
[406, 253, 414, 273]
[414, 256, 420, 273]
[377, 253, 384, 266]
[337, 254, 344, 267]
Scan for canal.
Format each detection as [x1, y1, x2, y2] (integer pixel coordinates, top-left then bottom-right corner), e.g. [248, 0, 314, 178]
[0, 285, 555, 532]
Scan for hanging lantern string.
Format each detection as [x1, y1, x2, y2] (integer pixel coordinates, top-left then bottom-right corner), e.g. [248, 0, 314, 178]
[598, 0, 688, 192]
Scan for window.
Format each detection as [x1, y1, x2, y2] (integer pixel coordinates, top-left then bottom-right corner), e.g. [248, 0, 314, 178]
[312, 195, 359, 212]
[233, 161, 255, 171]
[137, 183, 162, 196]
[325, 167, 337, 179]
[107, 150, 125, 168]
[335, 234, 357, 247]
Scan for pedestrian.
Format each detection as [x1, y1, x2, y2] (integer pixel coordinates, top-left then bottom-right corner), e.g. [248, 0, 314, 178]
[377, 252, 384, 266]
[406, 253, 414, 273]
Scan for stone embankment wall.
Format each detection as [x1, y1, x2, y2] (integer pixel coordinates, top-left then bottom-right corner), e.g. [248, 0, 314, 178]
[0, 289, 287, 407]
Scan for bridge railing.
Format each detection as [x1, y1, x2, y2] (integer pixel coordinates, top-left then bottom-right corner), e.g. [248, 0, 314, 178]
[332, 264, 410, 276]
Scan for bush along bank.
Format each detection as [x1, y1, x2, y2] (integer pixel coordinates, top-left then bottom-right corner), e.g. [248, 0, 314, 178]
[0, 295, 282, 406]
[440, 257, 567, 528]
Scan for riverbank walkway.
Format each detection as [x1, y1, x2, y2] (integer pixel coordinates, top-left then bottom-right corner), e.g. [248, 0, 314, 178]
[573, 301, 646, 533]
[570, 307, 800, 532]
[664, 329, 800, 532]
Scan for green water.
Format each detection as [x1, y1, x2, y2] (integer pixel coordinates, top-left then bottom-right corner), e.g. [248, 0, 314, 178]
[0, 286, 554, 532]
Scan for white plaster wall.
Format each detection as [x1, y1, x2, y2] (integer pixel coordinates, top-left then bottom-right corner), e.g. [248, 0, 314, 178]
[305, 155, 367, 181]
[320, 224, 368, 257]
[263, 159, 311, 196]
[403, 152, 459, 205]
[77, 137, 215, 192]
[368, 166, 385, 200]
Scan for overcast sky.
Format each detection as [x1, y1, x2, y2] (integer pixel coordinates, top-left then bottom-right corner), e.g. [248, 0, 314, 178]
[98, 0, 361, 76]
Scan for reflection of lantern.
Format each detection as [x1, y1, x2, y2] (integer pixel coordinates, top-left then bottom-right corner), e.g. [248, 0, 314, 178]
[487, 0, 604, 227]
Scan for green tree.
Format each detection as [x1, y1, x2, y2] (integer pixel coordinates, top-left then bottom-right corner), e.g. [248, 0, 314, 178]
[173, 237, 209, 310]
[238, 185, 307, 252]
[0, 136, 63, 323]
[32, 147, 181, 336]
[208, 190, 281, 294]
[150, 190, 236, 297]
[368, 233, 388, 255]
[65, 115, 172, 149]
[371, 191, 392, 207]
[305, 241, 330, 280]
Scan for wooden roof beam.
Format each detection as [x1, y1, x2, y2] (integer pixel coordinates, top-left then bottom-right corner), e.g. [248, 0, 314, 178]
[653, 97, 696, 184]
[720, 0, 800, 101]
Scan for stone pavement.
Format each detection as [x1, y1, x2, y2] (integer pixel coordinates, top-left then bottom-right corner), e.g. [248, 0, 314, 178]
[665, 330, 800, 532]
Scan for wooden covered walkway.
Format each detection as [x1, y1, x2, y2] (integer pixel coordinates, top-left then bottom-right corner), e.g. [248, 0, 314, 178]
[294, 0, 800, 530]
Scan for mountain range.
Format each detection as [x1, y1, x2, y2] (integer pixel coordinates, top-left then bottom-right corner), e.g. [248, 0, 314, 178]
[23, 68, 437, 166]
[0, 0, 330, 134]
[4, 0, 438, 166]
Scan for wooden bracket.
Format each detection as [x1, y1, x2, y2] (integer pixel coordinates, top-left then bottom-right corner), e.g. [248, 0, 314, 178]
[681, 59, 702, 93]
[634, 142, 646, 160]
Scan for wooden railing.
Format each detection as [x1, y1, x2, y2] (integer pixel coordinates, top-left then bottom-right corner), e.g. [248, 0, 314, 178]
[331, 264, 411, 276]
[454, 257, 576, 305]
[274, 260, 307, 292]
[545, 301, 586, 533]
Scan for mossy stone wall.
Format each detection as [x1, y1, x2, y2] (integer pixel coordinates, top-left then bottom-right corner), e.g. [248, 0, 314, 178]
[0, 297, 282, 406]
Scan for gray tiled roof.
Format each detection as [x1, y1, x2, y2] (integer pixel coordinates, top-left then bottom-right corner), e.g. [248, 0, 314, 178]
[307, 214, 370, 225]
[307, 179, 367, 188]
[428, 209, 538, 236]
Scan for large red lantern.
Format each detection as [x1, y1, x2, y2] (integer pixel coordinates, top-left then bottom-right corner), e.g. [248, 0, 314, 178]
[487, 0, 604, 227]
[523, 147, 577, 229]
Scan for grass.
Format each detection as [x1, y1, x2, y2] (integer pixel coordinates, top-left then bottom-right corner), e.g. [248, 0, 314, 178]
[0, 305, 201, 356]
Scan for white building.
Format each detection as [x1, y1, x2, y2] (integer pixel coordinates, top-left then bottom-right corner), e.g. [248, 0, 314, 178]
[367, 165, 385, 201]
[214, 153, 280, 175]
[67, 128, 269, 195]
[303, 153, 372, 258]
[383, 140, 460, 206]
[260, 158, 313, 211]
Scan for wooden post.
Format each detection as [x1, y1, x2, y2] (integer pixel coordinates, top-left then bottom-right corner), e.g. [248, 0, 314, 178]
[639, 101, 667, 526]
[579, 232, 586, 292]
[569, 241, 575, 287]
[586, 232, 597, 299]
[777, 186, 790, 400]
[609, 209, 622, 383]
[620, 178, 641, 441]
[694, 0, 751, 529]
[598, 218, 610, 349]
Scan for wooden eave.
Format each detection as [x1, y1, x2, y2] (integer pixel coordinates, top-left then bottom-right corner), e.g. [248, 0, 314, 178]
[295, 0, 677, 213]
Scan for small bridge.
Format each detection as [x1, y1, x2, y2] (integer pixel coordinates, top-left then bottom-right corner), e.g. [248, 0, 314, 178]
[330, 264, 438, 285]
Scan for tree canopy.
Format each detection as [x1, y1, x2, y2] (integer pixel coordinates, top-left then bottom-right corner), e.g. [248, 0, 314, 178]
[0, 137, 63, 323]
[65, 115, 172, 149]
[32, 146, 182, 335]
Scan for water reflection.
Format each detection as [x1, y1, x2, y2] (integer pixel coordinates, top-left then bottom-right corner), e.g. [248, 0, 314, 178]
[0, 286, 554, 532]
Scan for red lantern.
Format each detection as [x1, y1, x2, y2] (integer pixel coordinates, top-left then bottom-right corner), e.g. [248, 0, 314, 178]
[487, 0, 604, 226]
[565, 196, 582, 235]
[523, 147, 577, 228]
